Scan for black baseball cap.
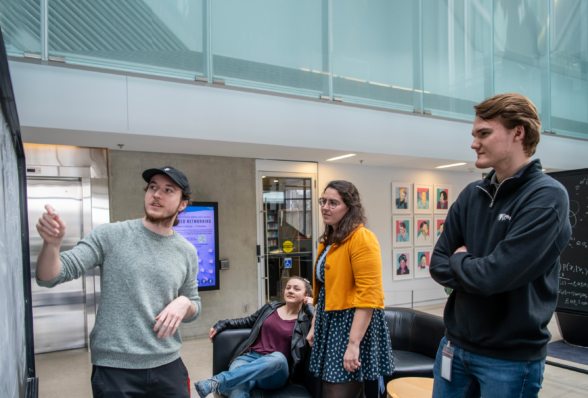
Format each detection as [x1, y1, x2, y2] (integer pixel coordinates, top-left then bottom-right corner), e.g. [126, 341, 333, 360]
[142, 166, 190, 192]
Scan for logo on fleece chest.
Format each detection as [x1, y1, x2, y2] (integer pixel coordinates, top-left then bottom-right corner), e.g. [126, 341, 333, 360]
[466, 211, 512, 253]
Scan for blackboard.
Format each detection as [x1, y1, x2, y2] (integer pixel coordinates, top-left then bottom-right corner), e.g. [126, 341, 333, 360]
[548, 169, 588, 316]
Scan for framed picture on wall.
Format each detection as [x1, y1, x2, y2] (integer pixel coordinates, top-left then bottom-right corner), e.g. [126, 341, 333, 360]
[414, 216, 433, 246]
[393, 249, 412, 281]
[434, 215, 446, 245]
[392, 182, 412, 214]
[414, 247, 433, 279]
[434, 184, 452, 213]
[392, 216, 412, 247]
[414, 183, 433, 214]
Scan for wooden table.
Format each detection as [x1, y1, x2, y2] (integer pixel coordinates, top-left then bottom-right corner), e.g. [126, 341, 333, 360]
[387, 377, 434, 398]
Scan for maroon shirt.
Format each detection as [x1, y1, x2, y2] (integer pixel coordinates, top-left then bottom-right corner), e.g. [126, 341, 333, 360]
[248, 309, 297, 362]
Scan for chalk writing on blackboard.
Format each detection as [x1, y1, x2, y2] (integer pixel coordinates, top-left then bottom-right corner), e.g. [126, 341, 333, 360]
[559, 262, 588, 310]
[549, 169, 588, 315]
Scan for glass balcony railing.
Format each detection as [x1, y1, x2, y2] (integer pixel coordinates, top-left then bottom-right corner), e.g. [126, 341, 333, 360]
[1, 0, 587, 139]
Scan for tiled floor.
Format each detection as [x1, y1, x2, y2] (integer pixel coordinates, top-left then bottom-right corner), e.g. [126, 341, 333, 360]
[35, 304, 588, 397]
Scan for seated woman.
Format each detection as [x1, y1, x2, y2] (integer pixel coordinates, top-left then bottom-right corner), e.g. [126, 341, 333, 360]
[194, 276, 313, 398]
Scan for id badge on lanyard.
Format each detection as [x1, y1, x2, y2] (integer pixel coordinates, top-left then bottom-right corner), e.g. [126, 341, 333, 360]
[441, 341, 455, 382]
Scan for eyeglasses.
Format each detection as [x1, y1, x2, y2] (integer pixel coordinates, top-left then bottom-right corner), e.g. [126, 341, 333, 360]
[318, 198, 341, 209]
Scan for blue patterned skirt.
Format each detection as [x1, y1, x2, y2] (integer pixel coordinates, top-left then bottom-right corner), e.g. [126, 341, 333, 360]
[309, 285, 395, 383]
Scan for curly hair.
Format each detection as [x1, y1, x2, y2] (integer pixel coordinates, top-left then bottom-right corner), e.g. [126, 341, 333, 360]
[319, 180, 367, 245]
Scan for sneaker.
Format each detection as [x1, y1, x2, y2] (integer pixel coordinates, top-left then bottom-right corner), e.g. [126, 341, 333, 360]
[194, 378, 219, 398]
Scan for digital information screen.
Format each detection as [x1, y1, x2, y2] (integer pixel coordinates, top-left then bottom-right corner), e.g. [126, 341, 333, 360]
[173, 202, 220, 291]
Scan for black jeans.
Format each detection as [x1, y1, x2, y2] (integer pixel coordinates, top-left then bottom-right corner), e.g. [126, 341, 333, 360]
[91, 357, 190, 398]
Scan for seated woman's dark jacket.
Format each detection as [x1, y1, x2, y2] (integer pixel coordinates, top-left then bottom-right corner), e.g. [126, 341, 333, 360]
[213, 302, 314, 380]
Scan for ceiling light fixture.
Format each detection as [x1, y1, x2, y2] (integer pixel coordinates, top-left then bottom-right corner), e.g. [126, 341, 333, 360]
[326, 154, 356, 161]
[435, 162, 467, 169]
[274, 180, 279, 182]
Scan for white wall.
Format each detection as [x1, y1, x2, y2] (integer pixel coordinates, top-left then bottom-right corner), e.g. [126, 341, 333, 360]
[318, 162, 480, 307]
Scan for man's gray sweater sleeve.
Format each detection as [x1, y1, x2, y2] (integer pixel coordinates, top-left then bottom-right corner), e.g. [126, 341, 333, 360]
[180, 253, 201, 323]
[37, 224, 112, 287]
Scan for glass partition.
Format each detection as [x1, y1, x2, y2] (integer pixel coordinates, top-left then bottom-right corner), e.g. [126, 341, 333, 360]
[332, 0, 422, 111]
[211, 0, 325, 98]
[550, 0, 588, 139]
[423, 0, 493, 120]
[47, 0, 205, 80]
[0, 0, 41, 57]
[494, 0, 550, 129]
[4, 0, 588, 140]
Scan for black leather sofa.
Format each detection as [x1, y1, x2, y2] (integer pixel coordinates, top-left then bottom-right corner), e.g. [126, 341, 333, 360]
[364, 307, 446, 398]
[212, 307, 445, 398]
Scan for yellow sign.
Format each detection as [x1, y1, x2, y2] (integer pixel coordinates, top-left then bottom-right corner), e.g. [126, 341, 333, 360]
[282, 240, 294, 253]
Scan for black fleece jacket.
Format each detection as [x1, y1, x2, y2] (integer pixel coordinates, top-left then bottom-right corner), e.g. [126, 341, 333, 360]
[430, 159, 571, 361]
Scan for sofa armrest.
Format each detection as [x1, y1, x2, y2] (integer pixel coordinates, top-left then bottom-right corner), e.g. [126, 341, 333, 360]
[212, 329, 252, 375]
[383, 307, 417, 351]
[410, 313, 446, 359]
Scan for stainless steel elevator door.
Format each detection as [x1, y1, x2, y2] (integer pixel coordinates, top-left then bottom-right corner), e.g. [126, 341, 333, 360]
[27, 177, 87, 353]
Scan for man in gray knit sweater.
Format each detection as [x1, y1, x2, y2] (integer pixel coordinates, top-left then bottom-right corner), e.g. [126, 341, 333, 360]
[35, 166, 201, 397]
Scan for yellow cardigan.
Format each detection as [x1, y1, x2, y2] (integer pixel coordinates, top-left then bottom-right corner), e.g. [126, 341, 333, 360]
[312, 226, 385, 311]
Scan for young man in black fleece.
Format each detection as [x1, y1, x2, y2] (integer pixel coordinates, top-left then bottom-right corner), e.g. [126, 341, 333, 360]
[430, 93, 571, 398]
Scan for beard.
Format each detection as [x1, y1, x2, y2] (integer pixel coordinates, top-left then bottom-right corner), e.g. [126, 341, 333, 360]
[144, 201, 182, 228]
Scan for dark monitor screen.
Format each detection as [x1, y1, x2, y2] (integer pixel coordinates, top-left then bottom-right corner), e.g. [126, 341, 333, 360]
[173, 202, 220, 291]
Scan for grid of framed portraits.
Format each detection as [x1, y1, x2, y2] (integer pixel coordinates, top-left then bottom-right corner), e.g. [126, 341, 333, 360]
[391, 182, 452, 281]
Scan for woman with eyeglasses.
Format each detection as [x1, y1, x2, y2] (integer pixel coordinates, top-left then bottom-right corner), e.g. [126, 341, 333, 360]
[308, 180, 394, 398]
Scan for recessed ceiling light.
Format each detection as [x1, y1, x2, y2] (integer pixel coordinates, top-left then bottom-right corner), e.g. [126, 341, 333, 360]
[326, 154, 356, 161]
[436, 163, 467, 169]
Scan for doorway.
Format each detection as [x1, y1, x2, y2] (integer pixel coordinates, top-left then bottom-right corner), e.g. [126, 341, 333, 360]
[256, 161, 319, 305]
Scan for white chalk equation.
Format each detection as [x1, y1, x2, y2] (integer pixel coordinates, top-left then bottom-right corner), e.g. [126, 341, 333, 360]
[563, 298, 588, 307]
[574, 177, 588, 191]
[561, 263, 588, 275]
[567, 200, 588, 249]
[558, 263, 588, 310]
[560, 279, 588, 288]
[568, 200, 581, 228]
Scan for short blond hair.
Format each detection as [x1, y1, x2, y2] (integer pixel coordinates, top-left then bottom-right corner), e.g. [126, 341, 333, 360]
[474, 93, 541, 156]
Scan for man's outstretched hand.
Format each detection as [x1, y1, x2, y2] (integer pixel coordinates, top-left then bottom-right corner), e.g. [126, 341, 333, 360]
[36, 204, 66, 245]
[154, 296, 194, 339]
